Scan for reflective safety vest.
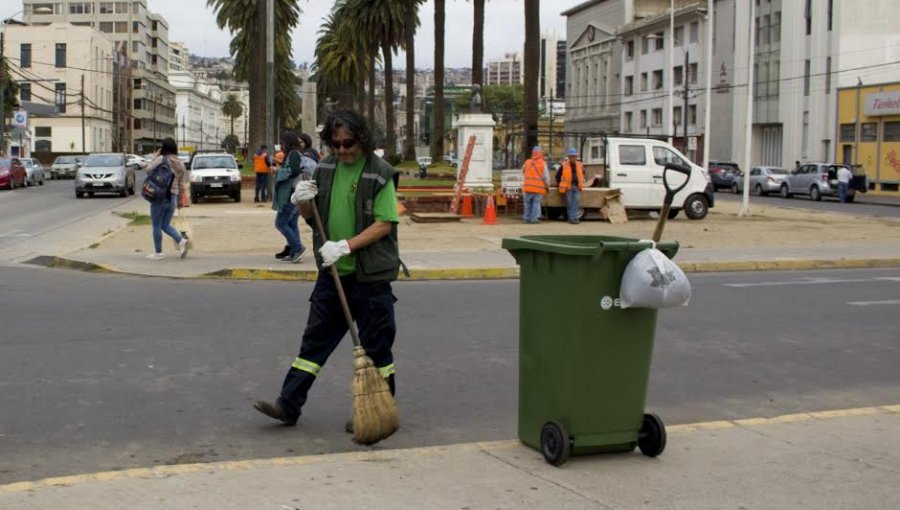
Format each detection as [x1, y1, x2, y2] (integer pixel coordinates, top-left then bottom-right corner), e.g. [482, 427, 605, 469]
[253, 152, 270, 174]
[523, 159, 548, 195]
[558, 160, 584, 194]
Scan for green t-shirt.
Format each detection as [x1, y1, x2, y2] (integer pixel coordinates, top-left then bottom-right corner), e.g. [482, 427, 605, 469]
[328, 156, 399, 275]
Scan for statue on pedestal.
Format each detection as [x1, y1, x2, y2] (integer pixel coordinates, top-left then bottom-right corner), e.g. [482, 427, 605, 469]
[469, 84, 483, 114]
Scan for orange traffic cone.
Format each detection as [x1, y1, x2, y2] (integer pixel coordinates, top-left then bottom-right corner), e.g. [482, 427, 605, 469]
[483, 194, 497, 225]
[182, 189, 190, 207]
[460, 194, 474, 218]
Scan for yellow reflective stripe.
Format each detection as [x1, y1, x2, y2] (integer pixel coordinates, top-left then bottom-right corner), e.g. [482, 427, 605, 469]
[291, 357, 321, 376]
[378, 364, 395, 378]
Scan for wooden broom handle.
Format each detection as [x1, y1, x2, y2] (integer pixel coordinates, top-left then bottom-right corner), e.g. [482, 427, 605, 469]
[310, 202, 362, 347]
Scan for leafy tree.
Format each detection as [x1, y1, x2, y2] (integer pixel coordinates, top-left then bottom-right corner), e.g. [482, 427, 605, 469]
[223, 134, 240, 154]
[221, 93, 244, 137]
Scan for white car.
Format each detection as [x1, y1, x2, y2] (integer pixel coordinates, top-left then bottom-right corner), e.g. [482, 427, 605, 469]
[20, 158, 46, 186]
[126, 154, 148, 170]
[188, 152, 242, 203]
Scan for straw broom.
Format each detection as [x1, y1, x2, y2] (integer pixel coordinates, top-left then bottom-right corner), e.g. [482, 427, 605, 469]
[310, 202, 399, 446]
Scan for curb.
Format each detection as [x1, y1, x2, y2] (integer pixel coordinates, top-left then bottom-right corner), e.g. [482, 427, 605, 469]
[30, 256, 900, 281]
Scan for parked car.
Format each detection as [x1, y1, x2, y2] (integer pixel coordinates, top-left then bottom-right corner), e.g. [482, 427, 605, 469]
[177, 151, 191, 165]
[732, 166, 789, 195]
[0, 158, 27, 189]
[188, 152, 242, 203]
[781, 162, 867, 202]
[126, 154, 148, 170]
[51, 155, 83, 179]
[19, 158, 46, 186]
[707, 161, 742, 191]
[75, 153, 136, 198]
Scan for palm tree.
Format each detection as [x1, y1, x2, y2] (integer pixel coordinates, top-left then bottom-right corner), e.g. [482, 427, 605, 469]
[221, 93, 244, 138]
[431, 0, 445, 161]
[523, 0, 540, 153]
[207, 0, 301, 151]
[403, 1, 424, 161]
[471, 0, 485, 88]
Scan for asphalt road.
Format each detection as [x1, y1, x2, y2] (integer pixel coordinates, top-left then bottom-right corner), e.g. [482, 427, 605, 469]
[1, 266, 898, 484]
[0, 174, 144, 252]
[715, 190, 900, 218]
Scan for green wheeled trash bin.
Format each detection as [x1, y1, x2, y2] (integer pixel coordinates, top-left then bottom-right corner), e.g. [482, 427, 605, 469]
[501, 235, 679, 466]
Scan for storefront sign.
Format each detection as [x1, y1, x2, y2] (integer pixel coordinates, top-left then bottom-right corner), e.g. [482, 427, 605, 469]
[864, 90, 900, 116]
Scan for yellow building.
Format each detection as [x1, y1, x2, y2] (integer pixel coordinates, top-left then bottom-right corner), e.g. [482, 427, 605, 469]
[836, 82, 900, 195]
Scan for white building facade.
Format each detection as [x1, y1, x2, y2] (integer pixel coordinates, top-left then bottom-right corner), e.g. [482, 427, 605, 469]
[169, 71, 223, 152]
[486, 53, 523, 86]
[5, 23, 115, 156]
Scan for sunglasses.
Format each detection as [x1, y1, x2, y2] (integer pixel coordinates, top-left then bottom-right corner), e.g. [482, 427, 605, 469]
[329, 138, 358, 150]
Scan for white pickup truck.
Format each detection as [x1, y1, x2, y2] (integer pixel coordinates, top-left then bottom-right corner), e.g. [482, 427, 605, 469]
[575, 136, 715, 219]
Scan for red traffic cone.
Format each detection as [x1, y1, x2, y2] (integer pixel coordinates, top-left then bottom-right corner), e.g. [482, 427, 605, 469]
[460, 194, 474, 218]
[483, 195, 497, 225]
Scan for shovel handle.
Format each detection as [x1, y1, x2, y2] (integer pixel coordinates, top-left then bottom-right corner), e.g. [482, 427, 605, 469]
[310, 201, 361, 348]
[653, 163, 693, 243]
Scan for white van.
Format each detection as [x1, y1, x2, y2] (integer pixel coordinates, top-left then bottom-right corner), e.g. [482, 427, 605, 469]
[600, 137, 714, 219]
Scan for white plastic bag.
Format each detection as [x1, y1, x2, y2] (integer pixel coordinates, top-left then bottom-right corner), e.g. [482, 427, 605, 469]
[619, 242, 691, 309]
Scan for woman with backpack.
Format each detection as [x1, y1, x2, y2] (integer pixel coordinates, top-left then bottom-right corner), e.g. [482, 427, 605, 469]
[145, 137, 188, 260]
[273, 131, 313, 263]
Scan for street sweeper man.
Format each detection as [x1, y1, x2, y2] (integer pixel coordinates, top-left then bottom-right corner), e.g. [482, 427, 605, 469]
[254, 108, 401, 427]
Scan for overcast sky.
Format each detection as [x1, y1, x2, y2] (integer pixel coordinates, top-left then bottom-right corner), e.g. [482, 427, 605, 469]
[97, 0, 575, 69]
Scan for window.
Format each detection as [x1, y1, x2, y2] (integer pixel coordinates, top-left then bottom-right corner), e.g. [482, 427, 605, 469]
[624, 76, 634, 95]
[133, 118, 142, 130]
[55, 83, 66, 113]
[642, 36, 649, 55]
[626, 40, 634, 60]
[99, 2, 114, 14]
[152, 20, 158, 31]
[674, 26, 684, 46]
[35, 140, 52, 152]
[803, 60, 810, 96]
[133, 21, 140, 33]
[20, 44, 31, 68]
[772, 12, 781, 43]
[133, 78, 142, 90]
[31, 3, 60, 15]
[860, 123, 877, 142]
[690, 21, 699, 43]
[884, 122, 900, 142]
[653, 147, 685, 166]
[35, 126, 52, 137]
[689, 105, 697, 125]
[653, 70, 663, 90]
[640, 72, 648, 92]
[19, 83, 31, 102]
[99, 21, 113, 32]
[116, 2, 129, 14]
[754, 17, 760, 47]
[619, 145, 647, 165]
[674, 106, 682, 126]
[825, 57, 832, 93]
[624, 112, 633, 132]
[839, 124, 856, 142]
[69, 2, 92, 14]
[55, 43, 66, 68]
[674, 66, 683, 86]
[771, 59, 780, 95]
[640, 110, 647, 128]
[652, 108, 663, 127]
[134, 98, 142, 110]
[761, 15, 770, 45]
[115, 21, 127, 33]
[689, 63, 698, 84]
[654, 32, 664, 50]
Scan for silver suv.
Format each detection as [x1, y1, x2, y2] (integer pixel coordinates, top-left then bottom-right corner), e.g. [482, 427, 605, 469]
[781, 163, 867, 202]
[51, 155, 84, 179]
[75, 153, 135, 198]
[188, 152, 242, 203]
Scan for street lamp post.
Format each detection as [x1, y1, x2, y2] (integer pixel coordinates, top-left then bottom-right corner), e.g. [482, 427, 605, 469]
[181, 117, 185, 149]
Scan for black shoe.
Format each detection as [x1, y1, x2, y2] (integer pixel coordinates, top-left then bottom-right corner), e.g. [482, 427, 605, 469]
[275, 245, 291, 259]
[345, 419, 353, 434]
[253, 400, 297, 426]
[254, 197, 260, 203]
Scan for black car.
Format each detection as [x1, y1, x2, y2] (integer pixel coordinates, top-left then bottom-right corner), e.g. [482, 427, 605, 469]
[707, 161, 742, 191]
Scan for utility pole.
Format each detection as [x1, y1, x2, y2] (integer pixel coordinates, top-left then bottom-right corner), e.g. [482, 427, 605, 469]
[740, 0, 756, 217]
[81, 74, 86, 153]
[1, 31, 6, 156]
[266, 0, 275, 199]
[682, 51, 689, 155]
[200, 118, 204, 151]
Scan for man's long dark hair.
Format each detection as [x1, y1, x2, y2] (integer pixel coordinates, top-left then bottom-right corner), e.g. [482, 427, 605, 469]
[320, 109, 375, 153]
[281, 130, 302, 153]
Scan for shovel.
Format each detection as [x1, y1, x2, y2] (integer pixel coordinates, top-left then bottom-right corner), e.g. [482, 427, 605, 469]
[652, 162, 693, 242]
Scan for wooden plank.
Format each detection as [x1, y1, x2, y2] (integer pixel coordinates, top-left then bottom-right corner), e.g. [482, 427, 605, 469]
[410, 212, 463, 223]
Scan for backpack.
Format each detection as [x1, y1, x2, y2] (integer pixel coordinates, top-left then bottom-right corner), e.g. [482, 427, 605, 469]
[141, 157, 175, 203]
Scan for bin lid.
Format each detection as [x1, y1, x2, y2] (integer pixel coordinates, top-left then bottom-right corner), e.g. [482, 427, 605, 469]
[501, 235, 679, 259]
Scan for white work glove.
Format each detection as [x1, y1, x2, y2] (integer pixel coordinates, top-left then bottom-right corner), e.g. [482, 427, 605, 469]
[319, 240, 352, 268]
[290, 180, 318, 204]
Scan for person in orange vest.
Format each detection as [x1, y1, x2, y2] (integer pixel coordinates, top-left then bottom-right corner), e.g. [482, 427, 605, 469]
[558, 148, 585, 224]
[522, 146, 550, 223]
[253, 144, 273, 202]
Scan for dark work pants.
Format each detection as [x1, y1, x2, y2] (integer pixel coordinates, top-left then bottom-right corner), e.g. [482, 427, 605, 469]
[255, 173, 269, 201]
[278, 272, 397, 421]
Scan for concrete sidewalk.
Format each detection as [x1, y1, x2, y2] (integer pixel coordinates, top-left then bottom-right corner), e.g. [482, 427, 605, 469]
[33, 198, 900, 279]
[1, 406, 896, 509]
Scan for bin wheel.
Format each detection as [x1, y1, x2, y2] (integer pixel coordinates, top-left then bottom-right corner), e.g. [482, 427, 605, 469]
[638, 413, 666, 457]
[540, 421, 572, 466]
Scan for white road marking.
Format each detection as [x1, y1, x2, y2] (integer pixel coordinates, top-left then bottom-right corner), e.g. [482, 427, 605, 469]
[846, 299, 900, 306]
[0, 230, 33, 238]
[724, 277, 881, 288]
